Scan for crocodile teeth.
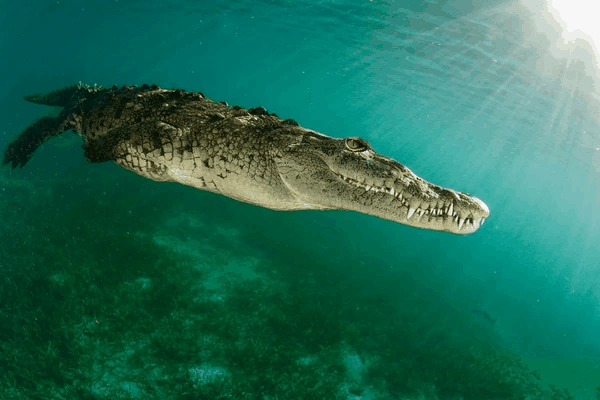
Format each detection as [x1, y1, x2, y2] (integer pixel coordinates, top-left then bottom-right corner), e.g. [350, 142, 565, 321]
[473, 217, 485, 228]
[407, 207, 416, 220]
[448, 203, 453, 216]
[390, 187, 395, 196]
[458, 218, 465, 231]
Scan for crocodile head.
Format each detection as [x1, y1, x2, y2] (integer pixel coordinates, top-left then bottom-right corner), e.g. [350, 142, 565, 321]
[275, 130, 489, 234]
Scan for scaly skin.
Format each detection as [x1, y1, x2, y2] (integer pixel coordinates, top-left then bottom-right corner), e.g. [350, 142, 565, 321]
[3, 83, 489, 234]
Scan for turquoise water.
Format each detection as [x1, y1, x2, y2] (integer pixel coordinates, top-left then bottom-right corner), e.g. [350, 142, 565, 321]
[1, 0, 599, 399]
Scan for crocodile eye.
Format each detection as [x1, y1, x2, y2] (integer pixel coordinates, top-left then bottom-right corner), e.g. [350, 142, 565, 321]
[345, 137, 369, 152]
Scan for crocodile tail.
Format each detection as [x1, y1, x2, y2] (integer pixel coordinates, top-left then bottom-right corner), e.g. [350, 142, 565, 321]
[3, 82, 104, 169]
[23, 81, 103, 107]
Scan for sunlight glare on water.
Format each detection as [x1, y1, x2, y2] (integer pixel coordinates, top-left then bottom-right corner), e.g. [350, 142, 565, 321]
[549, 0, 600, 48]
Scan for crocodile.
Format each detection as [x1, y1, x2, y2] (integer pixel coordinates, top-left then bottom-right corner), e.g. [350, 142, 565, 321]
[2, 82, 489, 234]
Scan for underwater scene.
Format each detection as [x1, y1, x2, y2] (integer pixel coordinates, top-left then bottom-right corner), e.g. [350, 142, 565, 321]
[1, 0, 599, 399]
